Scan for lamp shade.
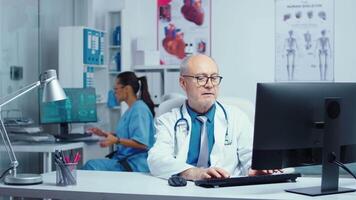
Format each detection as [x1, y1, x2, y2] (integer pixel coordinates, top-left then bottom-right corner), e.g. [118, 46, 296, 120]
[41, 69, 67, 102]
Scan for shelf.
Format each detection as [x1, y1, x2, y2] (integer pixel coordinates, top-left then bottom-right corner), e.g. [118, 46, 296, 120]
[109, 45, 121, 49]
[91, 65, 107, 70]
[133, 65, 179, 71]
[96, 100, 107, 104]
[110, 106, 120, 110]
[108, 70, 121, 75]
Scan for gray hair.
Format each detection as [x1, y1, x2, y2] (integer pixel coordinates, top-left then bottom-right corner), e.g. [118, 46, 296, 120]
[179, 54, 218, 75]
[179, 55, 192, 75]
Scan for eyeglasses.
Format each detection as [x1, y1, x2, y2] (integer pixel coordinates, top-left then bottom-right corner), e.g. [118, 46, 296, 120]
[182, 74, 223, 86]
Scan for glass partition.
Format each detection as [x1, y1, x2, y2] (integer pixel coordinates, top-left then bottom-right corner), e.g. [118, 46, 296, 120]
[0, 0, 39, 122]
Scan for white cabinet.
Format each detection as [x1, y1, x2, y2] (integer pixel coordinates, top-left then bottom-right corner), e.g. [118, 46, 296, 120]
[133, 65, 183, 105]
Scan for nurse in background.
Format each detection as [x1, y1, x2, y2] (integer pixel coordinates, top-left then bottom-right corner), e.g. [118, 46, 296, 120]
[83, 71, 155, 172]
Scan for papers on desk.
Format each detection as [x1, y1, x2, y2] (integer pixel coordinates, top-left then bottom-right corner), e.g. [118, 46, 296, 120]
[8, 133, 56, 142]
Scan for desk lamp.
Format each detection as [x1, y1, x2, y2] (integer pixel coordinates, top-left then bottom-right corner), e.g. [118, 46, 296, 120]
[0, 69, 66, 185]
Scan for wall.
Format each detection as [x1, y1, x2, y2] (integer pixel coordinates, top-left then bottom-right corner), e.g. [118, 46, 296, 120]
[90, 0, 156, 71]
[136, 0, 356, 104]
[214, 0, 356, 103]
[212, 0, 275, 103]
[40, 0, 75, 73]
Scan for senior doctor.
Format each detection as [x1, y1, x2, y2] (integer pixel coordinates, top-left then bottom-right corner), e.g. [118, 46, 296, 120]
[148, 54, 268, 181]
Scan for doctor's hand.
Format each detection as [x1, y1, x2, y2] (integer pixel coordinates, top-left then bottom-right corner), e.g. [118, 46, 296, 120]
[180, 167, 230, 181]
[87, 127, 110, 137]
[99, 134, 118, 148]
[248, 169, 283, 176]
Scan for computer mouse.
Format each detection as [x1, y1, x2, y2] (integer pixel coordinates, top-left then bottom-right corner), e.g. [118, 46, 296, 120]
[168, 175, 187, 187]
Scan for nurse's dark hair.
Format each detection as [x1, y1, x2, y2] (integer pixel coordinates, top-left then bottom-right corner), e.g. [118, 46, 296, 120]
[116, 71, 155, 116]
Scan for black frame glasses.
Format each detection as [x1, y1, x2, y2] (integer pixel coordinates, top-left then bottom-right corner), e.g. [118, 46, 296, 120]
[182, 75, 223, 86]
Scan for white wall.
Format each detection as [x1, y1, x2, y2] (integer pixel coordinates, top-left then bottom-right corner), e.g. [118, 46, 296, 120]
[215, 0, 356, 103]
[134, 0, 356, 104]
[212, 0, 275, 103]
[91, 0, 156, 71]
[40, 0, 74, 72]
[334, 0, 356, 82]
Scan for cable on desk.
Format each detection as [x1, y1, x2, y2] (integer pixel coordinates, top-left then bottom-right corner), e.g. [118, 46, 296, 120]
[0, 167, 13, 179]
[332, 160, 356, 180]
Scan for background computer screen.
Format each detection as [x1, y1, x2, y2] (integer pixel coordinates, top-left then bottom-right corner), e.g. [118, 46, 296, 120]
[252, 83, 356, 170]
[39, 88, 97, 124]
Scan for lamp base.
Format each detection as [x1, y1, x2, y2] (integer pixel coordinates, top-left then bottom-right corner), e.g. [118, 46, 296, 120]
[4, 173, 42, 185]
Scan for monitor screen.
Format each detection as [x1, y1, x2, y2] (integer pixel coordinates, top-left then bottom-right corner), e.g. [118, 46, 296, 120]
[39, 88, 97, 124]
[251, 83, 356, 196]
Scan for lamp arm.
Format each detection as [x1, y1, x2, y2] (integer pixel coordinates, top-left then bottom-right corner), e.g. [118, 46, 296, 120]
[0, 80, 41, 176]
[0, 117, 18, 175]
[0, 81, 40, 108]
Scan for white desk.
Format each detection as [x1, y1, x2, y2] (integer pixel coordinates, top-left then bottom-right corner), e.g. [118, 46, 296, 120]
[0, 171, 356, 200]
[7, 142, 84, 173]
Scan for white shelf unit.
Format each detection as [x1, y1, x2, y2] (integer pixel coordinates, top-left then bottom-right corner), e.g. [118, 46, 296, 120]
[58, 26, 109, 104]
[106, 11, 122, 75]
[105, 11, 123, 130]
[133, 65, 183, 105]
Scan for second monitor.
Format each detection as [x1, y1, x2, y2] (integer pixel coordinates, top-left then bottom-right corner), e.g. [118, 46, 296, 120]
[39, 88, 97, 135]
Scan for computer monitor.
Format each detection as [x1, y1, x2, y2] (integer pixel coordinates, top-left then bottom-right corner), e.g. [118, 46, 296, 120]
[39, 88, 97, 135]
[252, 83, 356, 196]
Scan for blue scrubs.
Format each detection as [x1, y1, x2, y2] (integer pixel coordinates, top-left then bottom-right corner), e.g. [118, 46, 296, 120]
[83, 100, 155, 172]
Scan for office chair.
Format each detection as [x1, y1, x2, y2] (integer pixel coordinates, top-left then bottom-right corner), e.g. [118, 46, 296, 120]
[217, 97, 255, 124]
[157, 96, 186, 117]
[161, 93, 186, 102]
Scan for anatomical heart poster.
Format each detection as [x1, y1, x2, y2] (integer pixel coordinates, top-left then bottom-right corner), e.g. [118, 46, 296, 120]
[158, 0, 211, 65]
[275, 0, 334, 82]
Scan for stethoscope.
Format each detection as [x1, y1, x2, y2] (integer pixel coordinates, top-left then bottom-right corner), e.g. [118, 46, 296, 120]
[173, 101, 231, 157]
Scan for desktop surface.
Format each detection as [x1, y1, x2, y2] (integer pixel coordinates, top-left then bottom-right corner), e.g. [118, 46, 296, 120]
[0, 171, 355, 200]
[4, 141, 84, 150]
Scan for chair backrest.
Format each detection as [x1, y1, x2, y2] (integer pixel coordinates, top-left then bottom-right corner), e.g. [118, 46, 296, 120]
[217, 96, 255, 124]
[157, 96, 255, 123]
[161, 93, 186, 102]
[156, 97, 186, 117]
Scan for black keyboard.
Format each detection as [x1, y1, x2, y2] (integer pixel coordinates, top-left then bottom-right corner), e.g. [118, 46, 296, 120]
[55, 133, 95, 141]
[195, 173, 301, 188]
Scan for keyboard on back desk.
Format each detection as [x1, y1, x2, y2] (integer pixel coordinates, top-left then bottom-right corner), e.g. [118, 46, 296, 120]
[194, 173, 301, 188]
[54, 133, 98, 142]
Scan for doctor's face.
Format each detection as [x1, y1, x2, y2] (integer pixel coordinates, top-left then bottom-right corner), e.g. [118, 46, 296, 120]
[180, 55, 220, 113]
[114, 78, 127, 102]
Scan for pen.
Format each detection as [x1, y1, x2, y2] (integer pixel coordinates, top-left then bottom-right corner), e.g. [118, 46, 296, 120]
[64, 156, 70, 164]
[73, 152, 81, 163]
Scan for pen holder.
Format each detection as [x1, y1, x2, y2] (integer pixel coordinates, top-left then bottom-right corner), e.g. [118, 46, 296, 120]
[56, 162, 77, 186]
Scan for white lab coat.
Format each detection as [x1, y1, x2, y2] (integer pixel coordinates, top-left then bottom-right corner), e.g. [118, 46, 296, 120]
[147, 102, 253, 179]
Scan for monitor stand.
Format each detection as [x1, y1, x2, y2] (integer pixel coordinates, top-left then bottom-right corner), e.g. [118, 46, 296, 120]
[57, 123, 92, 141]
[286, 98, 356, 196]
[60, 123, 70, 136]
